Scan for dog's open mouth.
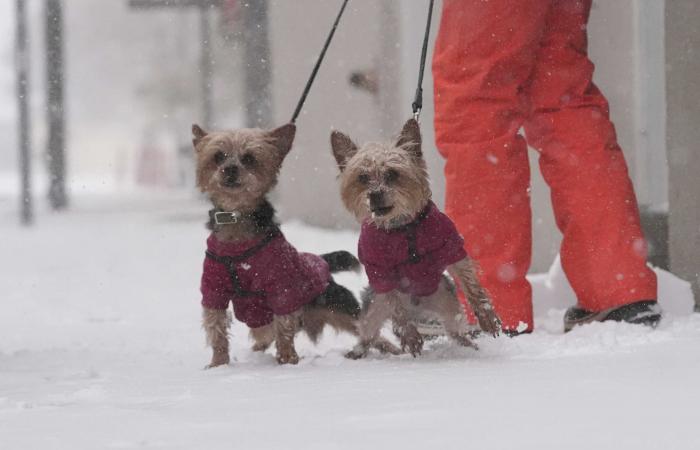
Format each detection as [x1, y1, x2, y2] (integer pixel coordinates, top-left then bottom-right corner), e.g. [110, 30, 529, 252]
[221, 180, 242, 189]
[371, 205, 394, 216]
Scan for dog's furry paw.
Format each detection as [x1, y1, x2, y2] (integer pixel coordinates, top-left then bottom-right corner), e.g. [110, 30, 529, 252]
[276, 349, 300, 365]
[475, 306, 502, 337]
[450, 333, 479, 350]
[345, 343, 369, 360]
[345, 350, 366, 360]
[252, 342, 271, 353]
[372, 338, 403, 356]
[400, 326, 424, 357]
[206, 351, 230, 369]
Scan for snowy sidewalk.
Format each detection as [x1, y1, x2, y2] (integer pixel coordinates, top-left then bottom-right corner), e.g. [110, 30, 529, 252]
[1, 192, 698, 450]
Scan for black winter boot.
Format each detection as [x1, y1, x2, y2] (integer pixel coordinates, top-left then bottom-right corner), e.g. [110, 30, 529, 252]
[563, 300, 661, 332]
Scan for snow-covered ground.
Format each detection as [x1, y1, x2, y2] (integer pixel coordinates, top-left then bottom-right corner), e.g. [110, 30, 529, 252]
[1, 191, 698, 450]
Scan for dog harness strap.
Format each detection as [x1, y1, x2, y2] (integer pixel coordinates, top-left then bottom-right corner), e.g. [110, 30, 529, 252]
[205, 228, 281, 298]
[399, 204, 432, 264]
[405, 226, 421, 264]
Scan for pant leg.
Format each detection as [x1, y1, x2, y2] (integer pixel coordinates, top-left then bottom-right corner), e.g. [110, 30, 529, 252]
[432, 0, 551, 331]
[522, 0, 657, 311]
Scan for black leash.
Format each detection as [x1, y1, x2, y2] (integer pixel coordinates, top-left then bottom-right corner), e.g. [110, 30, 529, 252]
[412, 0, 435, 122]
[291, 0, 350, 124]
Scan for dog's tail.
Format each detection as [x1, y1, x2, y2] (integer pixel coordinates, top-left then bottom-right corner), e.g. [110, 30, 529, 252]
[321, 251, 360, 273]
[304, 279, 361, 343]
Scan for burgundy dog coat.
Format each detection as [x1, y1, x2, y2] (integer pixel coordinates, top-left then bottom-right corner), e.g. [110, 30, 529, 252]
[201, 230, 330, 328]
[358, 201, 467, 297]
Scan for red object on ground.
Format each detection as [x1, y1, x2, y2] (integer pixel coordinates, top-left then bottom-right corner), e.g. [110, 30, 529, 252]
[432, 0, 657, 331]
[201, 233, 330, 328]
[358, 202, 467, 297]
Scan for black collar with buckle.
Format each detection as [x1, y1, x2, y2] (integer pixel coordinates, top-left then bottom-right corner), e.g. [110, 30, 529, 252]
[207, 200, 278, 232]
[209, 209, 241, 225]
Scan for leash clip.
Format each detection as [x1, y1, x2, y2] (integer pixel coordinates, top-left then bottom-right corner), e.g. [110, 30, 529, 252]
[214, 211, 241, 225]
[413, 108, 421, 123]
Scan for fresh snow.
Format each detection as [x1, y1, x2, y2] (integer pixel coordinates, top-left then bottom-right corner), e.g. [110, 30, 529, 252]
[1, 191, 698, 450]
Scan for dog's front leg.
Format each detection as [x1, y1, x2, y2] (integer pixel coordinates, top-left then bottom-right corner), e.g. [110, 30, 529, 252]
[273, 311, 301, 365]
[346, 291, 400, 359]
[203, 307, 231, 368]
[422, 279, 478, 350]
[448, 257, 501, 336]
[393, 296, 423, 357]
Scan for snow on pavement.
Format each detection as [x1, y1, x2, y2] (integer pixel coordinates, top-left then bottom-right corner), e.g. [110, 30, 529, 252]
[1, 192, 698, 450]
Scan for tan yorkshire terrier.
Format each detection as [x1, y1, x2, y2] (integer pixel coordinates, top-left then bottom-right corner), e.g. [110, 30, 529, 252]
[330, 119, 502, 359]
[192, 123, 400, 367]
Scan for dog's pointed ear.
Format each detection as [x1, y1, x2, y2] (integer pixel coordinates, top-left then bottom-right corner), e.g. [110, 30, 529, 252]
[192, 124, 208, 148]
[395, 118, 422, 158]
[331, 131, 358, 171]
[269, 123, 296, 158]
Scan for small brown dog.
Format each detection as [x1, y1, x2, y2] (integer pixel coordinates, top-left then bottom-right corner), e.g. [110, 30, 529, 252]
[331, 118, 502, 358]
[193, 123, 399, 367]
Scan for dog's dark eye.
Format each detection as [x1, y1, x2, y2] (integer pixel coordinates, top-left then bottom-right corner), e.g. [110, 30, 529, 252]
[213, 151, 226, 166]
[358, 173, 370, 185]
[241, 153, 257, 168]
[384, 169, 399, 184]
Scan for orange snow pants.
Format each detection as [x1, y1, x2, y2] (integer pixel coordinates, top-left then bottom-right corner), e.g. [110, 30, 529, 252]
[432, 0, 657, 331]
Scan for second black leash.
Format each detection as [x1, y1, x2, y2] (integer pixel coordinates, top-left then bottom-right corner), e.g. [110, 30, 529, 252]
[412, 0, 435, 122]
[291, 0, 350, 124]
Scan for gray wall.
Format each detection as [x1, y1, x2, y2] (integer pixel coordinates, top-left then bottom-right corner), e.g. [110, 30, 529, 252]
[666, 0, 700, 308]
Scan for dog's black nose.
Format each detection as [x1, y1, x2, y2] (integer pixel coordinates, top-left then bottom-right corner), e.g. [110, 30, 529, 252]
[369, 190, 393, 216]
[222, 165, 239, 186]
[368, 191, 384, 207]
